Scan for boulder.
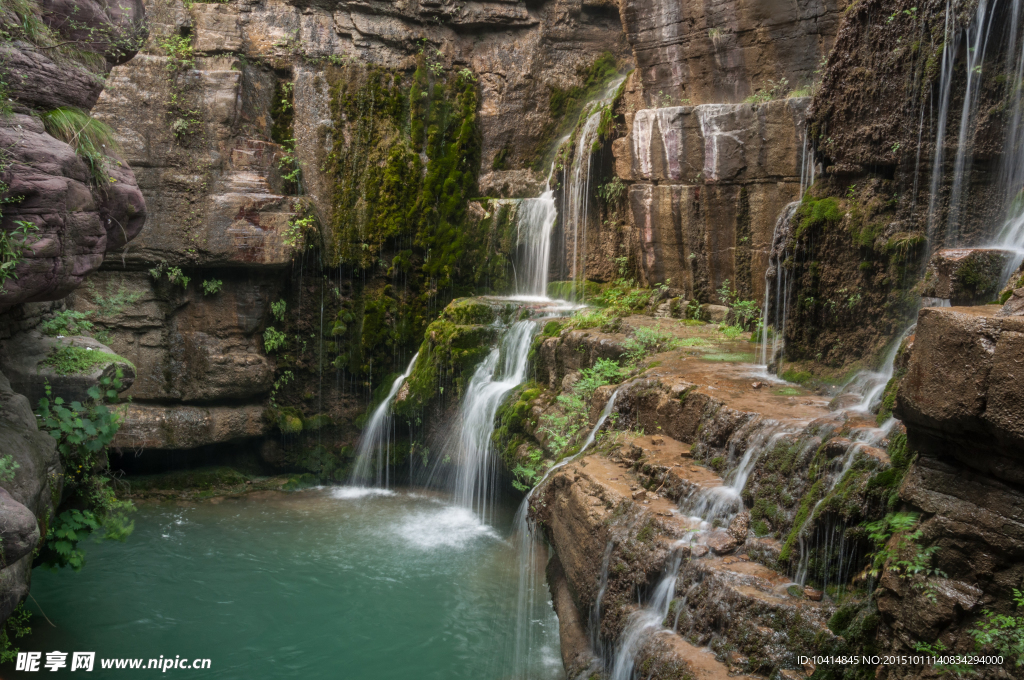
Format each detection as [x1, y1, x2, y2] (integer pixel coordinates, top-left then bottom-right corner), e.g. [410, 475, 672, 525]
[0, 329, 135, 406]
[895, 306, 1024, 483]
[0, 114, 146, 309]
[0, 489, 40, 567]
[921, 248, 1015, 306]
[0, 369, 61, 621]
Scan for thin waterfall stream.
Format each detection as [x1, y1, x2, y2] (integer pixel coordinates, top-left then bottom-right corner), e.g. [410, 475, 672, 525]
[349, 352, 420, 488]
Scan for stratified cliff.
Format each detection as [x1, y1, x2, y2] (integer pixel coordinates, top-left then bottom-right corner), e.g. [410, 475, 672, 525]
[0, 0, 147, 624]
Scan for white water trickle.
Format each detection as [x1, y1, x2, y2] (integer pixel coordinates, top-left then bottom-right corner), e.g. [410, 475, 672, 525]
[944, 0, 997, 246]
[759, 203, 800, 369]
[685, 427, 788, 526]
[591, 541, 615, 656]
[507, 384, 626, 676]
[925, 0, 958, 244]
[844, 325, 915, 414]
[608, 544, 688, 680]
[564, 111, 603, 302]
[349, 352, 420, 488]
[449, 320, 538, 523]
[795, 442, 864, 586]
[988, 0, 1024, 286]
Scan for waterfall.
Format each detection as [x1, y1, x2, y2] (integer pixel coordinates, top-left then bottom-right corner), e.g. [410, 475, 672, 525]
[514, 172, 558, 299]
[448, 320, 538, 522]
[990, 0, 1024, 284]
[563, 110, 603, 302]
[348, 352, 420, 488]
[759, 202, 800, 369]
[925, 0, 960, 244]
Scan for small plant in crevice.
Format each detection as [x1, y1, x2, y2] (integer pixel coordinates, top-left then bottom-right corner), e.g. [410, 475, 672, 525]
[271, 299, 287, 322]
[511, 448, 547, 492]
[40, 107, 121, 185]
[621, 326, 678, 364]
[716, 278, 762, 332]
[35, 370, 136, 571]
[745, 77, 790, 104]
[0, 220, 38, 294]
[86, 277, 144, 317]
[597, 176, 626, 203]
[201, 279, 223, 295]
[865, 512, 945, 600]
[41, 345, 133, 376]
[264, 326, 287, 354]
[537, 358, 626, 459]
[149, 263, 190, 290]
[969, 588, 1024, 668]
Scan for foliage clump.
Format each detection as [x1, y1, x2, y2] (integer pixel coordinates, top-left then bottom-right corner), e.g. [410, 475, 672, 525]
[41, 345, 134, 376]
[36, 370, 136, 571]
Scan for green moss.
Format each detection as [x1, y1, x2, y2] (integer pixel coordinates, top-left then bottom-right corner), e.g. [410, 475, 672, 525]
[794, 196, 843, 240]
[395, 317, 498, 416]
[547, 280, 605, 300]
[781, 369, 814, 385]
[780, 478, 825, 562]
[41, 346, 134, 376]
[530, 52, 621, 169]
[320, 63, 508, 386]
[866, 432, 915, 508]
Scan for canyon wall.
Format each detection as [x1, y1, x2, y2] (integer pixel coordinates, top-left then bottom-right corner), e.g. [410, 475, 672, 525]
[0, 0, 147, 623]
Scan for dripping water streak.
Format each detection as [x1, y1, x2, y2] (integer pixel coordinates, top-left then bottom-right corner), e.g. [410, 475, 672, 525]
[348, 352, 420, 488]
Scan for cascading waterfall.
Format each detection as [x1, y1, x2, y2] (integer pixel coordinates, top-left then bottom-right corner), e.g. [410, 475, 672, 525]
[989, 0, 1024, 281]
[348, 353, 420, 488]
[561, 76, 626, 302]
[926, 0, 960, 244]
[607, 544, 688, 680]
[449, 320, 539, 522]
[944, 0, 996, 246]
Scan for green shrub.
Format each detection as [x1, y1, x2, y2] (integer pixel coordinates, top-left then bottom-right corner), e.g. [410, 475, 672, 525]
[0, 220, 38, 293]
[36, 370, 136, 571]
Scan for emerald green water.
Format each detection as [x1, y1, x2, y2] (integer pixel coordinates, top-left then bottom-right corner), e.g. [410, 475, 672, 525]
[11, 488, 563, 679]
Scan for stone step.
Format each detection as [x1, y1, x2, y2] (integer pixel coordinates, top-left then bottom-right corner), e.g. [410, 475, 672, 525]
[644, 632, 766, 680]
[668, 550, 835, 675]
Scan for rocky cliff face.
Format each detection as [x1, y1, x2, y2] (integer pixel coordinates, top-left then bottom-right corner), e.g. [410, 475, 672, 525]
[0, 0, 147, 629]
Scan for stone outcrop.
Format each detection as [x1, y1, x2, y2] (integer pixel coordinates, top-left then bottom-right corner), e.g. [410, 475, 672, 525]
[0, 0, 147, 311]
[896, 306, 1024, 483]
[0, 113, 146, 310]
[921, 249, 1015, 306]
[0, 367, 61, 622]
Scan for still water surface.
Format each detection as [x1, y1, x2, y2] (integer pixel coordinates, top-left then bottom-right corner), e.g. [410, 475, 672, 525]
[12, 487, 563, 679]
